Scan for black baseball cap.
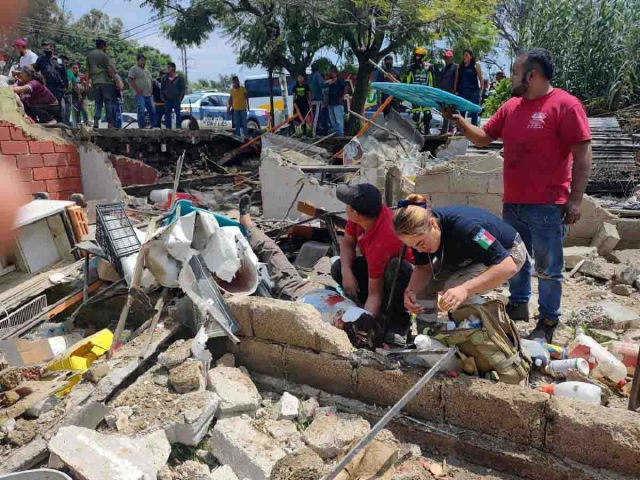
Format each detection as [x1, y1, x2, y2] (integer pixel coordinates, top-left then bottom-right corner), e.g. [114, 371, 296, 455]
[336, 183, 382, 218]
[137, 53, 146, 60]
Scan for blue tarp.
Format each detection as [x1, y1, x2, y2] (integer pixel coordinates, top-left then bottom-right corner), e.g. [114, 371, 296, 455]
[165, 199, 247, 236]
[371, 83, 483, 113]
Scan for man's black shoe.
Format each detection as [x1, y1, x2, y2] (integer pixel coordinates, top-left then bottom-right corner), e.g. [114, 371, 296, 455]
[527, 318, 558, 344]
[506, 302, 530, 321]
[239, 194, 252, 216]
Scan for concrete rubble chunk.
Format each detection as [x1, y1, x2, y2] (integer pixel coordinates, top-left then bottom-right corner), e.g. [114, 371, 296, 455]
[302, 413, 370, 459]
[158, 339, 192, 368]
[264, 419, 298, 442]
[85, 362, 111, 383]
[271, 392, 300, 421]
[614, 263, 640, 286]
[48, 426, 171, 480]
[216, 353, 236, 368]
[579, 260, 614, 280]
[597, 301, 640, 329]
[165, 391, 220, 446]
[563, 246, 597, 269]
[105, 406, 133, 432]
[298, 397, 320, 422]
[173, 460, 210, 479]
[590, 222, 620, 256]
[208, 416, 287, 480]
[313, 406, 337, 419]
[611, 284, 634, 296]
[270, 447, 326, 480]
[7, 418, 36, 447]
[207, 367, 261, 418]
[209, 465, 240, 480]
[609, 249, 640, 265]
[170, 360, 205, 394]
[158, 466, 173, 480]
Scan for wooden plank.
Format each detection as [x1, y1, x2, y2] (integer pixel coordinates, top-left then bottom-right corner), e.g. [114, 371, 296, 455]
[0, 380, 67, 422]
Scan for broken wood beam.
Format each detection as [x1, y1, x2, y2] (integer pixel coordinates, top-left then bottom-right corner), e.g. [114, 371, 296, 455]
[122, 174, 244, 198]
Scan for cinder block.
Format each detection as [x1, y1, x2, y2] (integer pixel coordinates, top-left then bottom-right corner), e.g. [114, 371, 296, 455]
[487, 174, 504, 194]
[580, 195, 616, 220]
[448, 171, 490, 194]
[567, 219, 603, 240]
[452, 154, 504, 173]
[283, 347, 354, 396]
[468, 194, 504, 216]
[355, 366, 443, 423]
[443, 377, 547, 448]
[545, 397, 640, 476]
[590, 222, 620, 255]
[224, 297, 254, 337]
[225, 338, 284, 378]
[616, 219, 640, 242]
[430, 193, 469, 207]
[414, 172, 451, 194]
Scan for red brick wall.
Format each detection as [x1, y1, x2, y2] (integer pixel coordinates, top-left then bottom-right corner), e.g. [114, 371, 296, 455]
[110, 155, 160, 186]
[0, 122, 83, 204]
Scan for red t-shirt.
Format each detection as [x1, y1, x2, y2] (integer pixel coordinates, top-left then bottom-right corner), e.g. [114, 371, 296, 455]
[345, 205, 415, 279]
[482, 88, 591, 205]
[18, 80, 58, 108]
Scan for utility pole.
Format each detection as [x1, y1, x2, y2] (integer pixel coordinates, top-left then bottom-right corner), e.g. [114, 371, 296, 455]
[180, 46, 188, 86]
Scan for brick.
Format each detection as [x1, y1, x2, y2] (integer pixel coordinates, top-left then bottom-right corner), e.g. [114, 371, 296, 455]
[430, 193, 469, 207]
[23, 181, 46, 194]
[443, 377, 547, 449]
[43, 153, 68, 166]
[0, 127, 10, 141]
[283, 347, 353, 396]
[68, 177, 83, 192]
[9, 127, 28, 141]
[1, 141, 29, 155]
[45, 178, 72, 193]
[16, 154, 44, 169]
[67, 152, 80, 165]
[57, 166, 80, 178]
[15, 169, 33, 182]
[415, 172, 451, 194]
[33, 167, 58, 181]
[0, 155, 16, 169]
[54, 143, 77, 153]
[28, 141, 55, 154]
[356, 366, 443, 423]
[468, 194, 504, 217]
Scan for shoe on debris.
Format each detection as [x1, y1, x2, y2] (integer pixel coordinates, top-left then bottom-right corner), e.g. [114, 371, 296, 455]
[239, 194, 252, 217]
[527, 318, 558, 344]
[383, 323, 410, 348]
[506, 302, 530, 321]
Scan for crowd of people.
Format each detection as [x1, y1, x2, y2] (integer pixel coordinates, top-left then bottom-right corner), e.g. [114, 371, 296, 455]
[1, 38, 186, 128]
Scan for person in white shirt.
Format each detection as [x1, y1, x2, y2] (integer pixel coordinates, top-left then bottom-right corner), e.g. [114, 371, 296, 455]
[11, 39, 38, 78]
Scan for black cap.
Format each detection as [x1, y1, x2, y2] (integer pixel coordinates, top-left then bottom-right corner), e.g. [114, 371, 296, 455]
[41, 40, 52, 46]
[137, 53, 146, 60]
[336, 183, 382, 218]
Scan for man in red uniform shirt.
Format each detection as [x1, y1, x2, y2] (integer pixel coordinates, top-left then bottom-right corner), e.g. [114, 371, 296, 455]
[332, 183, 415, 346]
[443, 48, 592, 343]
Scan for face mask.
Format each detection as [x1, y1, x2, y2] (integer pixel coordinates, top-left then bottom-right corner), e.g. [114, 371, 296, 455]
[0, 61, 6, 68]
[44, 50, 53, 58]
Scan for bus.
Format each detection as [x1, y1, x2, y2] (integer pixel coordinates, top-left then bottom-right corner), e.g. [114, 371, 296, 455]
[244, 73, 296, 125]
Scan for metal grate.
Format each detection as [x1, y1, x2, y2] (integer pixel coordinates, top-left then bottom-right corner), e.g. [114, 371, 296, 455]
[96, 203, 141, 276]
[0, 294, 47, 337]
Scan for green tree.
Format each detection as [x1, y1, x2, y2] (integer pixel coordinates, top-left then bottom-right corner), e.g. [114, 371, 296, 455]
[190, 74, 236, 92]
[482, 78, 511, 117]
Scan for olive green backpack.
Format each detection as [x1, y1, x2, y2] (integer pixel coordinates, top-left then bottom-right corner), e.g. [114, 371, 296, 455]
[434, 299, 531, 385]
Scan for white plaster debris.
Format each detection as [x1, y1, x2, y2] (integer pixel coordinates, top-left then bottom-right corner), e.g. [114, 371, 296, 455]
[209, 465, 240, 480]
[48, 426, 170, 480]
[207, 367, 262, 418]
[264, 419, 298, 442]
[302, 413, 371, 459]
[298, 397, 320, 422]
[208, 415, 286, 480]
[165, 391, 220, 446]
[271, 392, 300, 421]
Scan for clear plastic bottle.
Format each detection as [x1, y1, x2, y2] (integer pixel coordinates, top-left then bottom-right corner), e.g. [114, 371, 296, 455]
[539, 382, 602, 404]
[521, 339, 551, 368]
[545, 358, 590, 378]
[606, 341, 639, 376]
[415, 334, 447, 351]
[566, 329, 627, 385]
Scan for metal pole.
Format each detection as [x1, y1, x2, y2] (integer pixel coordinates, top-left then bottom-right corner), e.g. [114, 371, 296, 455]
[324, 349, 456, 480]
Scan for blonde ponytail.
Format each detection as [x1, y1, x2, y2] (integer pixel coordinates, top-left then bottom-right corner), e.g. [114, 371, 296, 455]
[394, 194, 434, 237]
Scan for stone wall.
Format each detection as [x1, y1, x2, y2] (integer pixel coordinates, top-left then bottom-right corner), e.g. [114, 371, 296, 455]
[222, 296, 640, 478]
[0, 121, 82, 204]
[414, 153, 640, 248]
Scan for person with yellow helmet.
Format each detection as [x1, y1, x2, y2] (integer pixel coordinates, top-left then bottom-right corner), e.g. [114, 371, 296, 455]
[405, 47, 434, 134]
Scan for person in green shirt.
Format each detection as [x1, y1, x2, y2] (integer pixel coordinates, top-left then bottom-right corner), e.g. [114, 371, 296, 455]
[86, 38, 116, 128]
[128, 53, 155, 128]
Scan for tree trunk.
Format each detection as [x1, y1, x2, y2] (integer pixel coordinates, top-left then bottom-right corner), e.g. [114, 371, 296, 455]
[268, 65, 275, 128]
[347, 59, 375, 135]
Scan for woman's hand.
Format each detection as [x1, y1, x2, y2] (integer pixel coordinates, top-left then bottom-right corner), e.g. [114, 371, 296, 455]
[403, 288, 423, 314]
[440, 284, 470, 312]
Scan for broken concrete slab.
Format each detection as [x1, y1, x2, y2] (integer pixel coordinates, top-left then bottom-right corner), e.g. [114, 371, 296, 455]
[216, 353, 236, 368]
[264, 419, 299, 442]
[48, 426, 170, 480]
[165, 391, 220, 446]
[84, 362, 111, 383]
[609, 248, 640, 264]
[579, 260, 615, 280]
[169, 360, 205, 394]
[611, 284, 634, 296]
[209, 465, 240, 480]
[597, 301, 640, 329]
[590, 222, 620, 256]
[270, 447, 326, 480]
[208, 415, 287, 480]
[563, 246, 598, 269]
[271, 392, 299, 421]
[206, 367, 262, 418]
[302, 413, 370, 459]
[158, 339, 192, 368]
[172, 460, 210, 479]
[298, 397, 320, 422]
[613, 263, 640, 286]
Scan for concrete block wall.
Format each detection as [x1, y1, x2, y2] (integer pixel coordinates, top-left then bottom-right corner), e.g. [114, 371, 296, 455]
[0, 121, 82, 204]
[223, 296, 640, 478]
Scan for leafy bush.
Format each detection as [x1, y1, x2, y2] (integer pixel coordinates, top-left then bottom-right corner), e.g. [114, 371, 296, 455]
[482, 79, 511, 117]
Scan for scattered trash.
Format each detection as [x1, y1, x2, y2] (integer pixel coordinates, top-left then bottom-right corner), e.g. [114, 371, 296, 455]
[566, 328, 627, 385]
[546, 358, 590, 378]
[539, 381, 602, 404]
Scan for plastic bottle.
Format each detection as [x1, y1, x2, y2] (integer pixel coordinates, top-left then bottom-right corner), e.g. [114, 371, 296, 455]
[539, 382, 602, 404]
[544, 343, 567, 360]
[566, 328, 627, 385]
[521, 338, 551, 368]
[606, 341, 639, 376]
[149, 189, 195, 209]
[545, 358, 590, 378]
[415, 335, 447, 351]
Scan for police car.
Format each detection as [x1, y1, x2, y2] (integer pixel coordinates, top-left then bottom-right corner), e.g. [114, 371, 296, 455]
[180, 91, 270, 131]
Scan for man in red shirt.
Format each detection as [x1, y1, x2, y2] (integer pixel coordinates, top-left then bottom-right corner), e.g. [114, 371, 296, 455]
[443, 48, 592, 343]
[332, 183, 415, 346]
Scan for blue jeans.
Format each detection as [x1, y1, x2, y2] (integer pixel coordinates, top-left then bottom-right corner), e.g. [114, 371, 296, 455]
[232, 109, 247, 136]
[135, 95, 155, 128]
[459, 90, 480, 126]
[164, 100, 181, 129]
[503, 203, 568, 322]
[114, 101, 123, 128]
[328, 105, 344, 136]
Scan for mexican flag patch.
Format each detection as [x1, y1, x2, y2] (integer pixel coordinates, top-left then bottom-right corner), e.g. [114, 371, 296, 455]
[473, 228, 496, 250]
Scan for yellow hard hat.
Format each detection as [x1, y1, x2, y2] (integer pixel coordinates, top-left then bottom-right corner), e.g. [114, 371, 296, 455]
[414, 47, 427, 56]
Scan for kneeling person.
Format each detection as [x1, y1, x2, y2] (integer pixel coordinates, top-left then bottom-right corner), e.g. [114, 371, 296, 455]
[332, 184, 414, 346]
[394, 195, 527, 333]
